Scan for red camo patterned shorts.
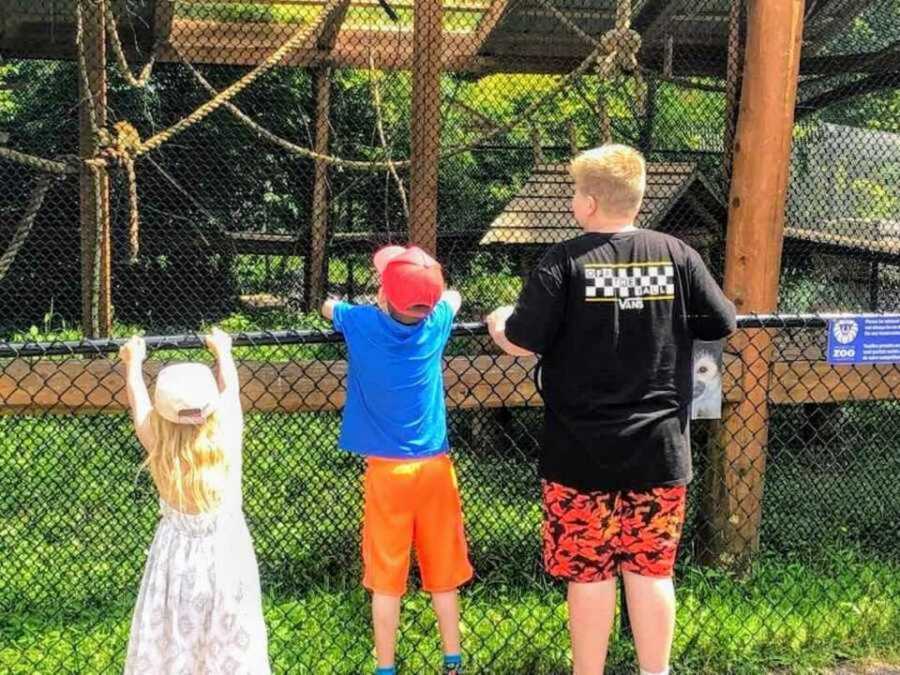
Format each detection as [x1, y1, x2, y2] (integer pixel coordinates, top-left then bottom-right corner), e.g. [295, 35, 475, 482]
[542, 480, 687, 582]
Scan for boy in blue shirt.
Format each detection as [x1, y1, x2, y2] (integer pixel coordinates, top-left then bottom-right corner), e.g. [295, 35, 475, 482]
[322, 245, 472, 675]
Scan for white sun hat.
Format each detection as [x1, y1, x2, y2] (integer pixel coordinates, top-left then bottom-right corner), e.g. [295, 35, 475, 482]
[154, 363, 220, 425]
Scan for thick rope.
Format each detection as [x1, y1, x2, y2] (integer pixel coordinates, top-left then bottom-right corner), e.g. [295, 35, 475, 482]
[596, 87, 612, 144]
[444, 41, 608, 158]
[125, 156, 140, 260]
[0, 153, 78, 281]
[187, 64, 411, 171]
[93, 121, 143, 262]
[534, 0, 643, 138]
[138, 0, 343, 157]
[87, 160, 103, 337]
[188, 25, 611, 170]
[369, 52, 409, 219]
[75, 1, 99, 136]
[0, 147, 75, 175]
[104, 1, 157, 88]
[0, 174, 53, 281]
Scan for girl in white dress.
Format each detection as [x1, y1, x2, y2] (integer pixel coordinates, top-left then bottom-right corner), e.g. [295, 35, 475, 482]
[119, 328, 270, 675]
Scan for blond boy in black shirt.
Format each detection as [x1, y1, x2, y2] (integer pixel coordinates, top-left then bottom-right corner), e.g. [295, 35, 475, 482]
[487, 145, 735, 675]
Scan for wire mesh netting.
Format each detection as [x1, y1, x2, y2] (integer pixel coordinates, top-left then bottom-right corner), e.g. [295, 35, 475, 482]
[1, 318, 900, 672]
[0, 0, 899, 673]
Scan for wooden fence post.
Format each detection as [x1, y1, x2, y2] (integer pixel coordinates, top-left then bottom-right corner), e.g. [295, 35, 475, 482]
[80, 0, 112, 337]
[409, 0, 443, 254]
[305, 66, 333, 311]
[703, 0, 806, 567]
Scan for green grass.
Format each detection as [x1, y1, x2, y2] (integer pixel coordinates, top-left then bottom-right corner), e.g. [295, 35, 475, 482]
[0, 413, 898, 673]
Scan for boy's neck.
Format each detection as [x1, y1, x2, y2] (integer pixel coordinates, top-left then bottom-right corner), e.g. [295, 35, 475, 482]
[582, 220, 637, 234]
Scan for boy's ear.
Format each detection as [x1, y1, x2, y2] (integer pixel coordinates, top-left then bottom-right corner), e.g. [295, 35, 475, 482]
[588, 194, 599, 217]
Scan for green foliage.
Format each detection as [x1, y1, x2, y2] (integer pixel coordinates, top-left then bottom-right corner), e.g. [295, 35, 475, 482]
[0, 413, 898, 672]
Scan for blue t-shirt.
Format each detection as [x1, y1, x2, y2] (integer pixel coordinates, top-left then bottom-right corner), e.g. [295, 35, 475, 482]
[332, 300, 455, 459]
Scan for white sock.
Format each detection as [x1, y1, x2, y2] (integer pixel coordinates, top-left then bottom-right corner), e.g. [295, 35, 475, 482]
[640, 669, 669, 675]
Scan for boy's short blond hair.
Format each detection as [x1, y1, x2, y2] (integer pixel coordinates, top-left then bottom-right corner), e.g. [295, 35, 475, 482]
[570, 144, 647, 218]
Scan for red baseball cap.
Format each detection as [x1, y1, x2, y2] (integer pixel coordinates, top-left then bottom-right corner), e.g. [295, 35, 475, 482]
[373, 245, 445, 318]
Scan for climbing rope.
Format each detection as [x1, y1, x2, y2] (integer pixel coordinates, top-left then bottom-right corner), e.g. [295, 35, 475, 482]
[75, 1, 99, 136]
[103, 1, 157, 89]
[0, 162, 75, 282]
[0, 148, 75, 175]
[138, 0, 346, 157]
[0, 0, 647, 289]
[369, 51, 409, 219]
[95, 121, 143, 261]
[186, 64, 412, 171]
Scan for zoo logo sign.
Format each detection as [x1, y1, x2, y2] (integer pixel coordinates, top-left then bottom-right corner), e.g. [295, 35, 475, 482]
[832, 319, 859, 345]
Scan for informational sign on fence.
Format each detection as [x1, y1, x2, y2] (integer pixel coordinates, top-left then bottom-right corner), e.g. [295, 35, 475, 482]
[827, 316, 900, 365]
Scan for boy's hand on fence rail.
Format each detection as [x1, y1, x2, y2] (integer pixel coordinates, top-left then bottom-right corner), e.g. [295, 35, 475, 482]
[486, 306, 535, 358]
[118, 336, 146, 367]
[485, 305, 514, 338]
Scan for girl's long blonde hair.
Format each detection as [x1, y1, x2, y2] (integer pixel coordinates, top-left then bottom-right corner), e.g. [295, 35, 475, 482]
[145, 410, 229, 513]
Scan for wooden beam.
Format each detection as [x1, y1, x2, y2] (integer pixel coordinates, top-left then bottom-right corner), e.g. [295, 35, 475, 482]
[0, 355, 542, 414]
[220, 230, 484, 256]
[153, 0, 176, 47]
[796, 72, 900, 119]
[409, 0, 443, 254]
[315, 0, 351, 53]
[304, 66, 333, 311]
[634, 0, 684, 45]
[3, 14, 896, 76]
[79, 0, 112, 338]
[709, 0, 806, 568]
[157, 22, 479, 71]
[768, 361, 900, 404]
[803, 0, 870, 55]
[469, 0, 511, 52]
[8, 349, 900, 416]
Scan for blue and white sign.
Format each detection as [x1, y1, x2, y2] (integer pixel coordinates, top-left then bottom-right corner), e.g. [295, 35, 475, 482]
[827, 316, 900, 365]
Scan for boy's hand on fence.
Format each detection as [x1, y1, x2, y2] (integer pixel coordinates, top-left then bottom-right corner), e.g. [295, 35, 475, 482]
[486, 305, 515, 340]
[119, 336, 146, 367]
[205, 327, 233, 359]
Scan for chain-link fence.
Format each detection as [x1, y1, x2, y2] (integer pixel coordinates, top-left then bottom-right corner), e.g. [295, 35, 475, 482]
[0, 316, 899, 673]
[1, 0, 899, 672]
[0, 0, 896, 339]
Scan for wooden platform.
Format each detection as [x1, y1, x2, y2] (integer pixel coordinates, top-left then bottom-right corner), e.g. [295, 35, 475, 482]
[1, 0, 892, 77]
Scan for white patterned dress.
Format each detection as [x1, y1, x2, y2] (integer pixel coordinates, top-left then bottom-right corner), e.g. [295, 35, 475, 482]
[124, 433, 270, 675]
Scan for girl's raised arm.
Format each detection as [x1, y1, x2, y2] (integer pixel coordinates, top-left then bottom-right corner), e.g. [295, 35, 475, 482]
[119, 336, 155, 451]
[205, 328, 243, 433]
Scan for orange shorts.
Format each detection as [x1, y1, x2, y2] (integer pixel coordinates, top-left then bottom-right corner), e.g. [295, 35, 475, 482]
[362, 454, 473, 596]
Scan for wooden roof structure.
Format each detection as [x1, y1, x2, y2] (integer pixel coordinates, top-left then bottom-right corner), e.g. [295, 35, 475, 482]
[482, 160, 900, 265]
[480, 161, 725, 246]
[1, 0, 896, 82]
[784, 219, 900, 264]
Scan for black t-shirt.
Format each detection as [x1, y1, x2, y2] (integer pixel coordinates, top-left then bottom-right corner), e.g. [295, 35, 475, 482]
[505, 229, 736, 492]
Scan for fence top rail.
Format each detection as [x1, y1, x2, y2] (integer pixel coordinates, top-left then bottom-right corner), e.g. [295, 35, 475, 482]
[0, 314, 896, 358]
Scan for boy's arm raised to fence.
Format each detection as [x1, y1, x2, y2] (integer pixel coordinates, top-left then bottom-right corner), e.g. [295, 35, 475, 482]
[442, 289, 462, 317]
[119, 336, 155, 451]
[687, 248, 737, 340]
[488, 247, 567, 357]
[486, 306, 534, 357]
[321, 299, 338, 322]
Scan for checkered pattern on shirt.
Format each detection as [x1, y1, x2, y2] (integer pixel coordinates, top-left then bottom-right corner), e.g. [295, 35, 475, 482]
[585, 264, 676, 300]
